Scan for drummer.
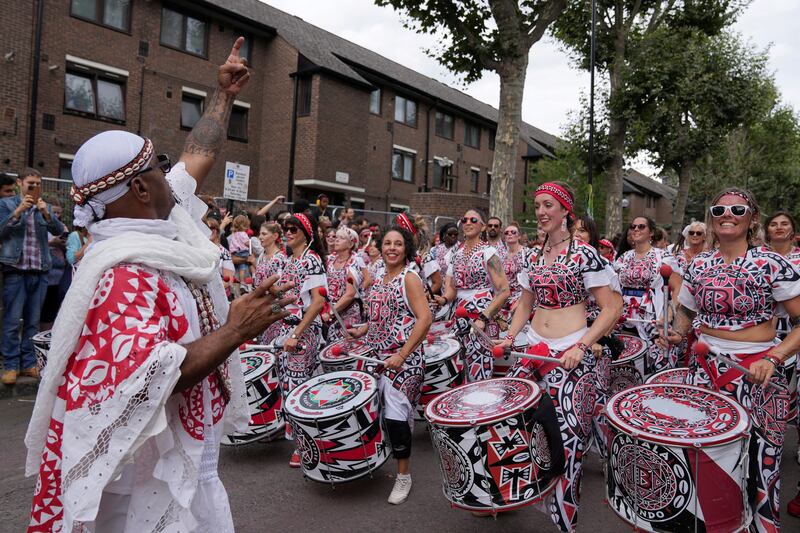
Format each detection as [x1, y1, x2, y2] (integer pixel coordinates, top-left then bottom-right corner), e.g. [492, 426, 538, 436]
[440, 208, 509, 381]
[323, 226, 366, 342]
[262, 213, 327, 468]
[347, 226, 432, 505]
[497, 224, 527, 330]
[500, 181, 621, 532]
[660, 188, 800, 532]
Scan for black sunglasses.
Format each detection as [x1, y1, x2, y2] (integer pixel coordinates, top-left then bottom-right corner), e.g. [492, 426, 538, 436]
[461, 216, 481, 224]
[687, 231, 704, 237]
[134, 154, 171, 178]
[629, 223, 648, 231]
[487, 223, 501, 228]
[284, 226, 300, 235]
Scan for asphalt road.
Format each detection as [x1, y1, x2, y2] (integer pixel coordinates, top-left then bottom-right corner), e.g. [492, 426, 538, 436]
[2, 395, 799, 533]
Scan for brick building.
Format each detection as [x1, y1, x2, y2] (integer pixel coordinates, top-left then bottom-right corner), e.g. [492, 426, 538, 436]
[0, 0, 557, 225]
[622, 169, 676, 228]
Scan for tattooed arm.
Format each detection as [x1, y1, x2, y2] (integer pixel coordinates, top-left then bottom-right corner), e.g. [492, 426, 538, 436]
[180, 37, 251, 187]
[482, 255, 510, 320]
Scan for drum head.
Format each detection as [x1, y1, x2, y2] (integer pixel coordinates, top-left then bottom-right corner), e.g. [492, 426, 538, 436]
[319, 339, 372, 363]
[32, 330, 52, 347]
[285, 370, 377, 420]
[429, 320, 455, 337]
[238, 349, 276, 382]
[614, 334, 647, 364]
[424, 338, 461, 364]
[425, 378, 541, 426]
[606, 384, 750, 446]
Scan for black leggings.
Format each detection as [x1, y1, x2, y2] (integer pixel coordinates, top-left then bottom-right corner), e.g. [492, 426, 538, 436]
[385, 419, 412, 459]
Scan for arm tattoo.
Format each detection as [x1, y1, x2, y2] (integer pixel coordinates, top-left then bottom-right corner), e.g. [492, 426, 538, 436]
[487, 256, 503, 278]
[183, 88, 233, 159]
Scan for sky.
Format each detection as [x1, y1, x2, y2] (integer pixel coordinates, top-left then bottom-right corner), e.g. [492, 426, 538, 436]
[263, 0, 799, 175]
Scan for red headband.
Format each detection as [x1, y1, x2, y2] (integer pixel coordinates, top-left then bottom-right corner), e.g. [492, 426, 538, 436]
[599, 239, 614, 249]
[396, 213, 417, 235]
[294, 213, 314, 241]
[535, 182, 574, 213]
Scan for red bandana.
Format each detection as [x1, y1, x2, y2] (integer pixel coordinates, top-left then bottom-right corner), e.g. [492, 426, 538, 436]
[396, 212, 417, 235]
[535, 182, 573, 213]
[294, 213, 314, 241]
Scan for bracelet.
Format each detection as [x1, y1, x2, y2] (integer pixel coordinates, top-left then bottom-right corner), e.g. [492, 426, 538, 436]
[764, 354, 782, 367]
[480, 311, 491, 323]
[573, 342, 589, 353]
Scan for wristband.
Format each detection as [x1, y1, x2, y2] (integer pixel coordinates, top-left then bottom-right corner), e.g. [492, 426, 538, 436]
[479, 311, 491, 323]
[573, 342, 588, 353]
[764, 354, 782, 367]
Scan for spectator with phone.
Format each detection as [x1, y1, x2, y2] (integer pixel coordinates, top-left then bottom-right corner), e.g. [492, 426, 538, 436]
[0, 168, 64, 384]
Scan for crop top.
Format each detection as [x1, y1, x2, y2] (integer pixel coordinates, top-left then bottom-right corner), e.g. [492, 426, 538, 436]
[447, 242, 498, 291]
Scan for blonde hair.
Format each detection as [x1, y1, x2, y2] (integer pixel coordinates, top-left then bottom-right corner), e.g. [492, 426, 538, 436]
[412, 213, 432, 256]
[232, 214, 250, 232]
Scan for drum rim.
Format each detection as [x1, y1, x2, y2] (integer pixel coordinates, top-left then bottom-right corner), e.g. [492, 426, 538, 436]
[423, 337, 461, 363]
[424, 377, 542, 426]
[606, 383, 751, 447]
[284, 370, 378, 421]
[318, 339, 371, 363]
[644, 367, 691, 385]
[613, 334, 648, 363]
[238, 350, 277, 379]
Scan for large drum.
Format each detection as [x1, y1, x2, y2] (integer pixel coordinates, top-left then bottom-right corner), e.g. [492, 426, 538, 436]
[611, 334, 649, 393]
[32, 330, 51, 375]
[494, 327, 529, 376]
[645, 367, 692, 386]
[425, 378, 560, 512]
[284, 370, 390, 484]
[428, 319, 456, 339]
[318, 338, 373, 373]
[221, 347, 283, 446]
[606, 384, 751, 532]
[415, 338, 463, 420]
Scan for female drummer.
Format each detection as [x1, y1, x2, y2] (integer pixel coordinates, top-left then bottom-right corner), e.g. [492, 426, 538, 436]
[323, 226, 366, 341]
[498, 224, 526, 329]
[662, 188, 800, 532]
[614, 216, 673, 372]
[664, 222, 707, 296]
[431, 222, 459, 278]
[254, 221, 288, 286]
[262, 213, 327, 467]
[441, 208, 509, 381]
[348, 227, 432, 505]
[501, 182, 621, 532]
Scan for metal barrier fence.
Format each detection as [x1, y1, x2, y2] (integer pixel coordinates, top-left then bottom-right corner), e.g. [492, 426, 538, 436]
[41, 177, 75, 228]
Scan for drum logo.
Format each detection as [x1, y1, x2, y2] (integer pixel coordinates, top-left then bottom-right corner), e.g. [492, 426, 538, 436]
[431, 427, 473, 497]
[301, 377, 362, 410]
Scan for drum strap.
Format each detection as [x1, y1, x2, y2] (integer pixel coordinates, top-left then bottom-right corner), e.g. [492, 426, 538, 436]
[698, 348, 770, 390]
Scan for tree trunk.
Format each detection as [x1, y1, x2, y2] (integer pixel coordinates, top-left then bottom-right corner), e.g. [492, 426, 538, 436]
[672, 159, 693, 239]
[604, 3, 627, 239]
[490, 56, 528, 226]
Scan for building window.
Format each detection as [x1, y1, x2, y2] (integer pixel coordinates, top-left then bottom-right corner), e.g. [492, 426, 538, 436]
[181, 93, 203, 129]
[71, 0, 131, 32]
[489, 130, 496, 151]
[487, 172, 492, 195]
[298, 76, 312, 116]
[465, 122, 481, 149]
[58, 158, 73, 182]
[435, 111, 454, 140]
[64, 67, 126, 123]
[470, 168, 479, 192]
[369, 88, 381, 115]
[238, 36, 251, 61]
[160, 7, 208, 57]
[646, 195, 655, 208]
[392, 150, 414, 183]
[228, 104, 249, 141]
[433, 161, 453, 191]
[394, 95, 417, 127]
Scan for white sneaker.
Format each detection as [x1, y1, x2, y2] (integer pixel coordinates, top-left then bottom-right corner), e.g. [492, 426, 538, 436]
[387, 473, 412, 505]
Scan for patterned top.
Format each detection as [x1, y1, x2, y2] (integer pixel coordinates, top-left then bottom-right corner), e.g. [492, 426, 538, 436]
[365, 267, 421, 351]
[228, 231, 250, 254]
[489, 239, 507, 261]
[326, 252, 365, 301]
[616, 248, 665, 290]
[679, 246, 800, 331]
[276, 250, 327, 322]
[430, 243, 454, 277]
[217, 244, 234, 276]
[503, 246, 527, 300]
[19, 209, 43, 270]
[447, 242, 498, 291]
[254, 249, 288, 286]
[519, 240, 610, 310]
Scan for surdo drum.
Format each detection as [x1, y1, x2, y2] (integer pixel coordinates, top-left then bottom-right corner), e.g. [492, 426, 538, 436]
[415, 337, 463, 420]
[221, 346, 283, 446]
[494, 327, 529, 377]
[425, 378, 560, 513]
[611, 334, 649, 393]
[605, 384, 751, 532]
[645, 367, 692, 386]
[318, 338, 373, 373]
[32, 330, 51, 375]
[284, 370, 390, 484]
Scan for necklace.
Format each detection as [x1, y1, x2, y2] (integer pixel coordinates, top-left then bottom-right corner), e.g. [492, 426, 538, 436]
[545, 235, 571, 253]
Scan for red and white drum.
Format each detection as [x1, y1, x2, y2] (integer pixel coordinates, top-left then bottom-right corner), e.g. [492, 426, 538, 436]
[428, 319, 456, 339]
[415, 337, 463, 420]
[32, 330, 51, 375]
[611, 334, 649, 393]
[284, 370, 390, 484]
[425, 378, 559, 512]
[645, 367, 692, 386]
[221, 347, 283, 446]
[318, 338, 373, 373]
[494, 327, 529, 376]
[606, 384, 751, 532]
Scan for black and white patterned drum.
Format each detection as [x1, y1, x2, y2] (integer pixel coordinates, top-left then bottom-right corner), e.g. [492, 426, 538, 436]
[605, 384, 751, 532]
[494, 327, 529, 376]
[318, 339, 372, 373]
[611, 334, 649, 393]
[32, 330, 51, 374]
[415, 338, 463, 420]
[221, 347, 283, 446]
[645, 367, 692, 386]
[284, 370, 390, 484]
[425, 378, 559, 512]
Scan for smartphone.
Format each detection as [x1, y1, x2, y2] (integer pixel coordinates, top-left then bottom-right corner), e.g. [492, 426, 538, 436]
[27, 183, 41, 203]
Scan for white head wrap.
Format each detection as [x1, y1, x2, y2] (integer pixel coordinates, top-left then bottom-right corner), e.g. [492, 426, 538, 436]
[337, 226, 359, 250]
[71, 130, 153, 228]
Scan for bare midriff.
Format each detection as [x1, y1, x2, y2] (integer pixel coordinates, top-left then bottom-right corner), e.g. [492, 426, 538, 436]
[700, 320, 776, 343]
[531, 302, 588, 338]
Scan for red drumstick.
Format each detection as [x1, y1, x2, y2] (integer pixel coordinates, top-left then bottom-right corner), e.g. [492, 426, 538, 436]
[491, 345, 560, 365]
[331, 344, 396, 367]
[455, 306, 494, 345]
[318, 286, 352, 337]
[694, 342, 787, 392]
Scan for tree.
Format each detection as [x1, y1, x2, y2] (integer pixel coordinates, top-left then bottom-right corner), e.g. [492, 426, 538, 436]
[553, 0, 746, 237]
[375, 0, 567, 225]
[624, 29, 775, 236]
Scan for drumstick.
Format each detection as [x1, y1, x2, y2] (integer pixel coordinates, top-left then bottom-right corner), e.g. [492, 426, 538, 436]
[454, 306, 494, 346]
[318, 286, 353, 338]
[694, 342, 788, 392]
[330, 345, 405, 369]
[659, 264, 672, 339]
[491, 345, 561, 365]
